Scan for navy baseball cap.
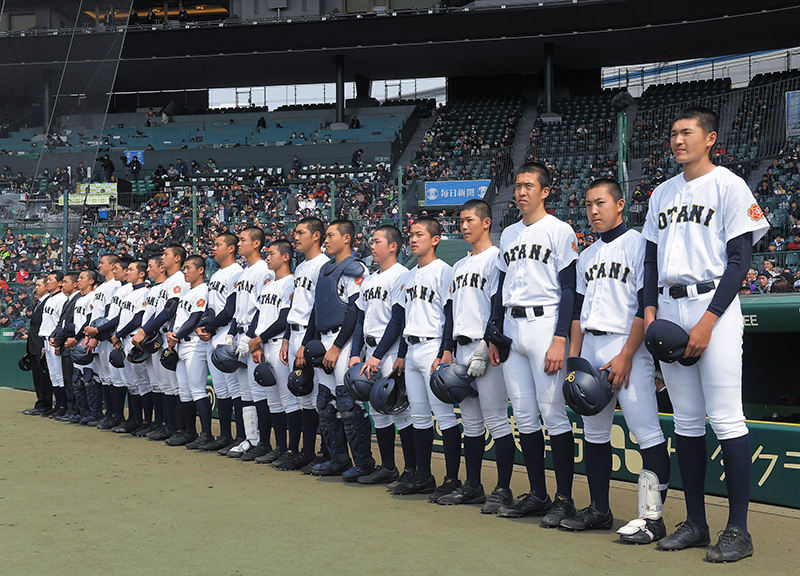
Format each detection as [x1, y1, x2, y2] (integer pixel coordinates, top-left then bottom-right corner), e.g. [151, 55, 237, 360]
[644, 319, 700, 367]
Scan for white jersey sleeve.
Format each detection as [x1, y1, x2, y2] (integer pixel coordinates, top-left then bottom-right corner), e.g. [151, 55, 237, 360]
[254, 275, 295, 335]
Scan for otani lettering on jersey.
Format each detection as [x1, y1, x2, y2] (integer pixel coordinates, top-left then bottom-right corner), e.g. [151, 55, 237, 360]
[207, 263, 243, 313]
[399, 258, 454, 339]
[357, 262, 406, 339]
[173, 283, 208, 333]
[117, 285, 149, 331]
[642, 166, 769, 286]
[451, 246, 500, 340]
[108, 283, 132, 319]
[73, 292, 95, 331]
[577, 229, 644, 335]
[39, 292, 67, 338]
[497, 214, 578, 307]
[286, 253, 330, 326]
[92, 279, 121, 318]
[254, 274, 294, 335]
[234, 259, 274, 326]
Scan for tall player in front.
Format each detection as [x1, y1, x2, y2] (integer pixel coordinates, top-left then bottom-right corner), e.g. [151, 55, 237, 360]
[643, 107, 767, 562]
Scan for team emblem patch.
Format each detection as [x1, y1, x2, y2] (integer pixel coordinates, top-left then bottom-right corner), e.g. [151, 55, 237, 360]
[572, 241, 578, 253]
[747, 203, 765, 221]
[196, 299, 206, 307]
[355, 276, 364, 286]
[173, 286, 181, 294]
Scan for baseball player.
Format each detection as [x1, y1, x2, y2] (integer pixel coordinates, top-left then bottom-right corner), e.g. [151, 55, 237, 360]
[436, 199, 517, 512]
[247, 239, 298, 464]
[491, 162, 578, 526]
[227, 226, 275, 460]
[279, 217, 331, 471]
[136, 255, 168, 438]
[166, 255, 209, 448]
[51, 272, 81, 422]
[642, 107, 767, 562]
[84, 253, 121, 426]
[39, 272, 67, 418]
[300, 219, 372, 478]
[348, 224, 416, 485]
[132, 245, 189, 441]
[195, 232, 245, 453]
[110, 260, 150, 434]
[65, 270, 99, 425]
[389, 217, 462, 499]
[564, 179, 671, 541]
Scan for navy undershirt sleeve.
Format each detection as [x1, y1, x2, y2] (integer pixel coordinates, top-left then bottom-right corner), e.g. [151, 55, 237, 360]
[635, 288, 645, 319]
[490, 272, 505, 324]
[302, 303, 318, 346]
[351, 310, 365, 358]
[142, 297, 180, 333]
[439, 301, 454, 357]
[204, 293, 236, 334]
[373, 304, 404, 360]
[333, 295, 360, 349]
[175, 311, 204, 340]
[572, 292, 585, 322]
[643, 241, 659, 310]
[245, 310, 260, 338]
[708, 232, 752, 317]
[259, 308, 290, 342]
[555, 261, 576, 338]
[116, 310, 144, 339]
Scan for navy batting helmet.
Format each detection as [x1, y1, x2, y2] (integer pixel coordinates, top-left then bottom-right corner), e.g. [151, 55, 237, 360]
[127, 347, 150, 364]
[254, 360, 277, 387]
[644, 319, 700, 367]
[287, 361, 314, 397]
[90, 318, 110, 341]
[18, 353, 32, 371]
[304, 340, 326, 367]
[562, 356, 614, 416]
[70, 344, 96, 366]
[211, 344, 243, 373]
[159, 348, 178, 372]
[370, 369, 409, 415]
[429, 363, 478, 405]
[485, 321, 512, 363]
[140, 330, 163, 355]
[109, 347, 126, 369]
[343, 362, 376, 401]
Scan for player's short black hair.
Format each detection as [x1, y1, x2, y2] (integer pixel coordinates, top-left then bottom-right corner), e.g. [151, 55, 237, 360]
[185, 255, 205, 271]
[270, 239, 294, 260]
[101, 253, 119, 266]
[516, 161, 551, 189]
[586, 178, 624, 202]
[130, 260, 148, 276]
[81, 269, 98, 285]
[63, 271, 79, 283]
[673, 106, 719, 135]
[460, 199, 492, 221]
[412, 216, 442, 239]
[217, 232, 239, 254]
[48, 271, 65, 282]
[117, 255, 134, 269]
[375, 225, 402, 253]
[297, 217, 325, 247]
[330, 219, 355, 247]
[241, 226, 266, 251]
[165, 243, 186, 265]
[148, 253, 163, 267]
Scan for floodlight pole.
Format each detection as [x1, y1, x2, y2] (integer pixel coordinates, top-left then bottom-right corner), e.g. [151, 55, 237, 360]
[192, 186, 198, 253]
[397, 166, 404, 232]
[62, 187, 68, 271]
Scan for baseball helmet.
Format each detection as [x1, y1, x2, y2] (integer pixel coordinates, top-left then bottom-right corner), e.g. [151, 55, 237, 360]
[429, 363, 478, 405]
[18, 352, 32, 371]
[211, 344, 243, 373]
[343, 362, 376, 401]
[140, 330, 164, 355]
[90, 318, 110, 341]
[109, 348, 126, 369]
[562, 356, 614, 416]
[485, 321, 512, 363]
[198, 308, 216, 329]
[370, 369, 409, 415]
[70, 344, 96, 366]
[287, 361, 314, 397]
[127, 347, 150, 364]
[160, 348, 178, 371]
[644, 319, 700, 367]
[254, 359, 277, 387]
[304, 340, 326, 368]
[51, 328, 68, 348]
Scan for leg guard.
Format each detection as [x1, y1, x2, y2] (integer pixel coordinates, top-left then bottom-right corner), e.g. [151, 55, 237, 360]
[617, 469, 669, 544]
[242, 405, 260, 445]
[317, 387, 348, 460]
[336, 386, 374, 468]
[87, 375, 102, 420]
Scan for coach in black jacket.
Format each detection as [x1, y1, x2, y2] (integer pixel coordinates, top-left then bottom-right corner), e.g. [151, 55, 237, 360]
[23, 279, 52, 415]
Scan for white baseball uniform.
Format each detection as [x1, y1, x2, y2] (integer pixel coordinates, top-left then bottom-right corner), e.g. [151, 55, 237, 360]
[72, 291, 96, 372]
[451, 246, 511, 440]
[39, 291, 67, 389]
[174, 283, 209, 403]
[142, 281, 166, 394]
[355, 262, 412, 431]
[205, 263, 243, 399]
[575, 227, 664, 449]
[398, 258, 458, 431]
[233, 259, 274, 402]
[497, 215, 577, 436]
[118, 283, 150, 396]
[642, 166, 769, 439]
[285, 253, 329, 409]
[148, 271, 188, 396]
[252, 274, 296, 414]
[91, 278, 121, 388]
[107, 282, 132, 389]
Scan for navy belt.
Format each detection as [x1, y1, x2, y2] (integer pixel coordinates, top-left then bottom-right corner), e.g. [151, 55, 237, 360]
[365, 336, 378, 347]
[236, 326, 245, 334]
[456, 335, 479, 346]
[510, 306, 544, 318]
[586, 330, 607, 336]
[407, 335, 436, 345]
[320, 326, 341, 336]
[290, 323, 305, 332]
[659, 280, 716, 299]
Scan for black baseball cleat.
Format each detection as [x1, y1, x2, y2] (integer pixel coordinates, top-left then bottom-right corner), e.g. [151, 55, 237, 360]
[311, 457, 352, 477]
[497, 493, 552, 518]
[132, 422, 156, 437]
[196, 435, 232, 452]
[273, 451, 312, 471]
[705, 524, 753, 563]
[97, 417, 121, 430]
[112, 420, 138, 434]
[240, 442, 272, 461]
[146, 426, 172, 441]
[254, 447, 285, 464]
[559, 504, 614, 531]
[618, 517, 667, 544]
[23, 408, 46, 416]
[428, 477, 462, 503]
[342, 461, 376, 483]
[185, 433, 215, 450]
[49, 407, 67, 419]
[300, 453, 327, 475]
[387, 470, 437, 495]
[437, 483, 487, 506]
[481, 487, 514, 515]
[40, 407, 58, 418]
[165, 431, 196, 447]
[657, 519, 711, 551]
[541, 494, 576, 527]
[357, 466, 400, 485]
[218, 438, 245, 456]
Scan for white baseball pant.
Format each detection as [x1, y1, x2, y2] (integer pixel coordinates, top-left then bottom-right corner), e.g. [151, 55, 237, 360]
[403, 338, 458, 431]
[455, 340, 512, 439]
[364, 341, 412, 431]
